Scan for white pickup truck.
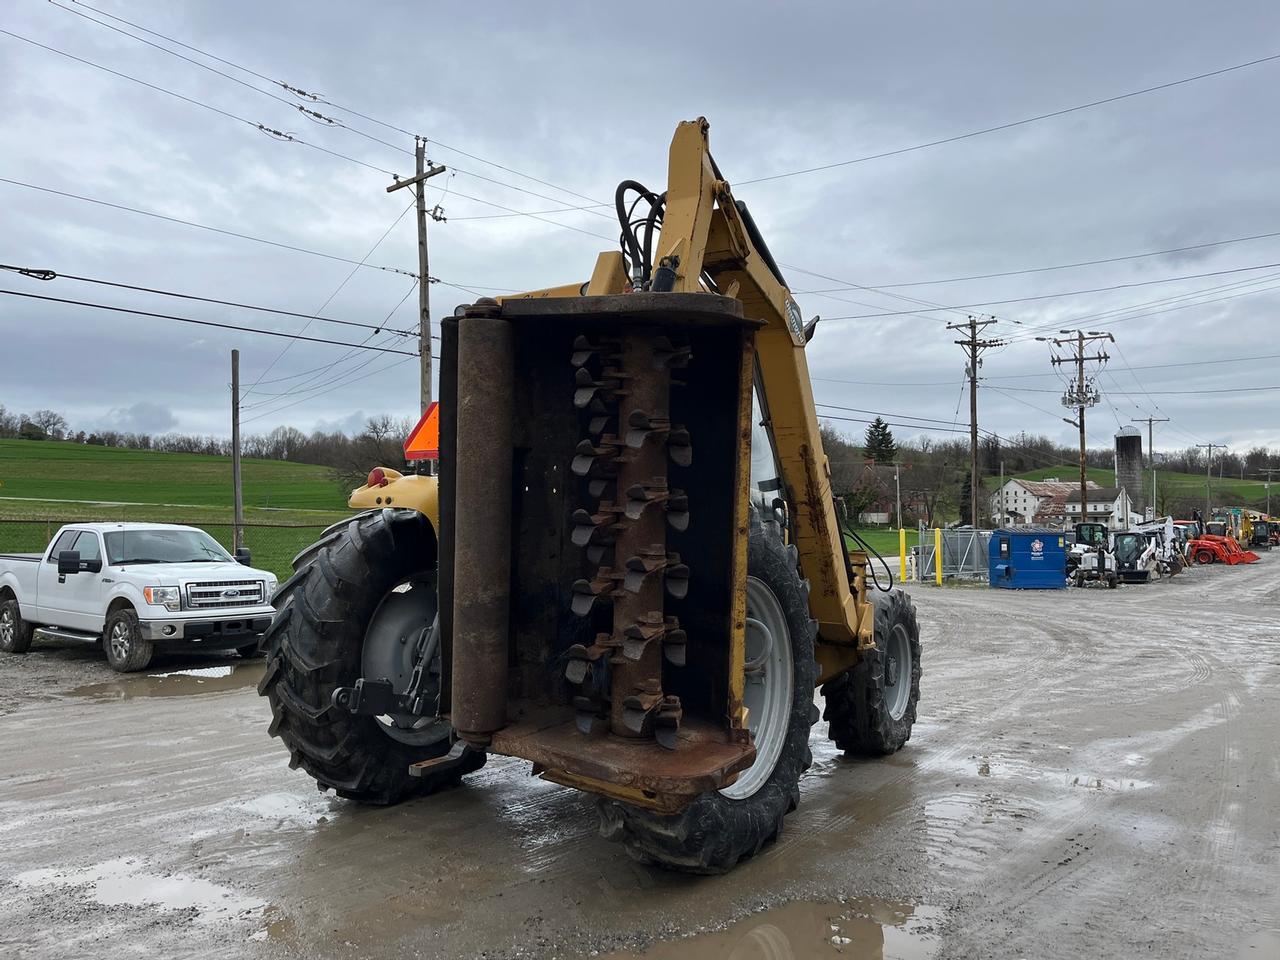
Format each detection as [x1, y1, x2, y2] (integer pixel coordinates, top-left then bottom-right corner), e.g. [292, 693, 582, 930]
[0, 522, 279, 672]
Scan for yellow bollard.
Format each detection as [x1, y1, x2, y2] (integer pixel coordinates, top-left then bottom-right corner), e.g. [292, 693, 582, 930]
[934, 527, 943, 585]
[899, 527, 907, 582]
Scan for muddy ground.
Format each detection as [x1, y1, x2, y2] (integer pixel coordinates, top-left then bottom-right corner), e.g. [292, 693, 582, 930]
[1, 557, 1278, 959]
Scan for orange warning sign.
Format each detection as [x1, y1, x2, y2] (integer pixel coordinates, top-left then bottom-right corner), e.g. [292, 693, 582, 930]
[403, 401, 439, 460]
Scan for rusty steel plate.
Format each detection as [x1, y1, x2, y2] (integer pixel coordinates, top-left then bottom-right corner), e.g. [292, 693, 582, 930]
[489, 708, 756, 800]
[493, 293, 760, 329]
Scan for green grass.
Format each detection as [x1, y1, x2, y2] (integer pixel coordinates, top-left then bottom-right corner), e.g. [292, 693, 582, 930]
[0, 439, 354, 577]
[845, 528, 910, 557]
[1002, 464, 1271, 506]
[0, 438, 349, 511]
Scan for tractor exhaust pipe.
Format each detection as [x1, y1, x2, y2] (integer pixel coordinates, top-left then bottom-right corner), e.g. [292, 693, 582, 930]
[450, 307, 514, 746]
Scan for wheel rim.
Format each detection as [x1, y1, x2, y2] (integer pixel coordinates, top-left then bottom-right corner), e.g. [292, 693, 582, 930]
[109, 621, 131, 661]
[884, 622, 913, 721]
[720, 576, 794, 801]
[0, 608, 13, 646]
[361, 574, 449, 747]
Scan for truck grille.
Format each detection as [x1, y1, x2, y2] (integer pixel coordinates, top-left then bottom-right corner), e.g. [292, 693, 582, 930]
[185, 580, 265, 609]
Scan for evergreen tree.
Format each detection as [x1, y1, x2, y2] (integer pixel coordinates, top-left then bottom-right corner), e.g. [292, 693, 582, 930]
[863, 417, 898, 464]
[958, 473, 973, 525]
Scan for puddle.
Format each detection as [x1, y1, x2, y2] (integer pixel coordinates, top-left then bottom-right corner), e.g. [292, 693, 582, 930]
[599, 899, 940, 959]
[234, 791, 334, 828]
[67, 662, 263, 700]
[14, 857, 265, 925]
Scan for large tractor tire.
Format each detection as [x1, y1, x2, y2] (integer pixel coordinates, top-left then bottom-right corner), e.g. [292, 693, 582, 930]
[821, 588, 921, 755]
[259, 509, 482, 804]
[0, 596, 34, 654]
[597, 511, 818, 874]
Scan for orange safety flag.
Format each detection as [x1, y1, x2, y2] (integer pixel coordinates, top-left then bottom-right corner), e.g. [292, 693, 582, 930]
[403, 402, 440, 460]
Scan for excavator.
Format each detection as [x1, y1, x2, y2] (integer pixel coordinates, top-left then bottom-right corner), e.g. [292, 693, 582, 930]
[258, 118, 922, 873]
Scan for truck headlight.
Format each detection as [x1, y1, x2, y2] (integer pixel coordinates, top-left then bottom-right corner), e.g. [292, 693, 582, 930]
[264, 576, 278, 600]
[143, 586, 181, 612]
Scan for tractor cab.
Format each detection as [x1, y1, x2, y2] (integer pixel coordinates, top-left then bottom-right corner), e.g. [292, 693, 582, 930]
[1112, 531, 1155, 583]
[1074, 522, 1109, 548]
[1067, 522, 1118, 588]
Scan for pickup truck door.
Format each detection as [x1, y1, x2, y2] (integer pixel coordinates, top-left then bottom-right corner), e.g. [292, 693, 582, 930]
[36, 530, 106, 632]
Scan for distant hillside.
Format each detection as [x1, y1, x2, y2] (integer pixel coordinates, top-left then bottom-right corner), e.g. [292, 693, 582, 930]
[1007, 464, 1271, 507]
[0, 438, 349, 513]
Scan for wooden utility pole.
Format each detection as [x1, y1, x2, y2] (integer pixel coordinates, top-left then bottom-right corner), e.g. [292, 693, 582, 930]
[1046, 330, 1112, 526]
[387, 138, 447, 414]
[1133, 416, 1169, 519]
[231, 349, 244, 551]
[1196, 442, 1224, 521]
[946, 315, 1001, 529]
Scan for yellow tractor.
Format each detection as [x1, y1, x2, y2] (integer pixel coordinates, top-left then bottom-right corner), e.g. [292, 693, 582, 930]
[259, 118, 922, 872]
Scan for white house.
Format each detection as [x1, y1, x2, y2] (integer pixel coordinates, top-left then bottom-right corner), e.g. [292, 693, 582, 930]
[991, 478, 1096, 526]
[1064, 486, 1136, 530]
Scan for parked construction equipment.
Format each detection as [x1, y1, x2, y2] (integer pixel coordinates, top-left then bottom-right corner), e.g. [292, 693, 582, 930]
[1067, 522, 1119, 588]
[258, 119, 922, 873]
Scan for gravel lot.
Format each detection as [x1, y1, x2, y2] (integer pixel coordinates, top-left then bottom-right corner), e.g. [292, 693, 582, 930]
[1, 557, 1277, 959]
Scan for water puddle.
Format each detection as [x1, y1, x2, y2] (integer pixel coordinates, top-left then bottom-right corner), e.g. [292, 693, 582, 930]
[67, 662, 263, 700]
[599, 899, 940, 959]
[13, 857, 265, 925]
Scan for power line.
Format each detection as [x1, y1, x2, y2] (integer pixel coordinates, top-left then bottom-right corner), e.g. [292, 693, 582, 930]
[52, 0, 614, 217]
[811, 261, 1280, 318]
[856, 228, 1280, 289]
[997, 383, 1280, 396]
[739, 50, 1280, 185]
[0, 262, 415, 337]
[0, 289, 420, 354]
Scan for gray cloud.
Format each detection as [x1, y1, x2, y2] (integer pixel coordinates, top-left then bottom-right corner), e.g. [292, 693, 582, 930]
[2, 0, 1278, 452]
[97, 401, 178, 434]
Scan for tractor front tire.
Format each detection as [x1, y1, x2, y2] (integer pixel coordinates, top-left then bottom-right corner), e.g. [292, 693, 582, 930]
[596, 511, 817, 874]
[821, 588, 922, 756]
[259, 509, 483, 804]
[1195, 549, 1215, 565]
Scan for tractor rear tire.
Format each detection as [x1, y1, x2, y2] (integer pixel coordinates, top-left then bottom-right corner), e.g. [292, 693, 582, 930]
[596, 511, 817, 874]
[258, 509, 483, 804]
[821, 588, 922, 755]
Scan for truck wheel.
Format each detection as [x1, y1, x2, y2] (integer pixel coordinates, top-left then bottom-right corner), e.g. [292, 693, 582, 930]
[596, 511, 818, 874]
[104, 608, 154, 672]
[258, 509, 483, 804]
[0, 597, 33, 654]
[821, 588, 921, 755]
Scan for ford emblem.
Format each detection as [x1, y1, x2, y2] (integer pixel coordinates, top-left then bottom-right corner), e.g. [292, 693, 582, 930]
[222, 589, 241, 599]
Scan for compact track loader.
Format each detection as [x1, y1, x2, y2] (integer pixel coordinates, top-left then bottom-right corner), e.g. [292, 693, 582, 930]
[259, 118, 922, 873]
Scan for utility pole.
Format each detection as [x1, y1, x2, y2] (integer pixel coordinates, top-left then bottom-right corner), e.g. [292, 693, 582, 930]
[999, 460, 1004, 525]
[1257, 466, 1280, 517]
[231, 349, 244, 552]
[387, 138, 447, 414]
[1043, 330, 1112, 527]
[1133, 416, 1169, 519]
[946, 315, 1001, 529]
[1196, 443, 1224, 521]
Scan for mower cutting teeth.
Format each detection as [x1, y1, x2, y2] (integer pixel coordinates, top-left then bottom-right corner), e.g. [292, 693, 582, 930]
[624, 409, 671, 449]
[571, 506, 621, 548]
[663, 628, 688, 667]
[572, 695, 607, 735]
[571, 438, 621, 477]
[666, 425, 692, 467]
[564, 639, 612, 685]
[621, 547, 671, 594]
[623, 478, 670, 520]
[573, 366, 623, 409]
[620, 687, 664, 735]
[570, 574, 615, 617]
[653, 697, 683, 751]
[666, 491, 690, 532]
[620, 613, 672, 661]
[652, 335, 692, 369]
[570, 334, 621, 368]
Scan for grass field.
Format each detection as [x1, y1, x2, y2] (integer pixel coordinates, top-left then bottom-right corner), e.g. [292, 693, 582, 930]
[0, 439, 353, 577]
[1004, 464, 1271, 506]
[0, 439, 349, 511]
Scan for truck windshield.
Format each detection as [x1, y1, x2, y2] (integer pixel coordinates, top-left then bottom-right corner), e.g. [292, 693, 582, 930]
[104, 529, 234, 565]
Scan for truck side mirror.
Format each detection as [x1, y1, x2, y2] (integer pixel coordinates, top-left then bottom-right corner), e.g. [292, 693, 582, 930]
[57, 550, 82, 576]
[234, 547, 252, 566]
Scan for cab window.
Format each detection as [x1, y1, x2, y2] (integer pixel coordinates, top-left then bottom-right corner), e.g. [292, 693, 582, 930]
[72, 531, 102, 564]
[46, 530, 79, 562]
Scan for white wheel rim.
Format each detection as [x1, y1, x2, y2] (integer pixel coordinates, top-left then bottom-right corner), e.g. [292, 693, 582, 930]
[720, 576, 794, 801]
[109, 621, 130, 661]
[884, 623, 913, 721]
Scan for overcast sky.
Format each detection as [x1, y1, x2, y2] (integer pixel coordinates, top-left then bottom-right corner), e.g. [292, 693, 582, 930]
[2, 0, 1278, 454]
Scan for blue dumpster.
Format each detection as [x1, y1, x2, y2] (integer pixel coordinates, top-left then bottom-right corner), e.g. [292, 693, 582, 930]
[989, 525, 1067, 590]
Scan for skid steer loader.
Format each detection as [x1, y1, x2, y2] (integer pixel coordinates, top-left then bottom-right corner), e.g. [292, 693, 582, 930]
[258, 118, 922, 873]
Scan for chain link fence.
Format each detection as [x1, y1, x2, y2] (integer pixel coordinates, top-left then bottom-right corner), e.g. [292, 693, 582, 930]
[0, 519, 330, 580]
[910, 526, 992, 582]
